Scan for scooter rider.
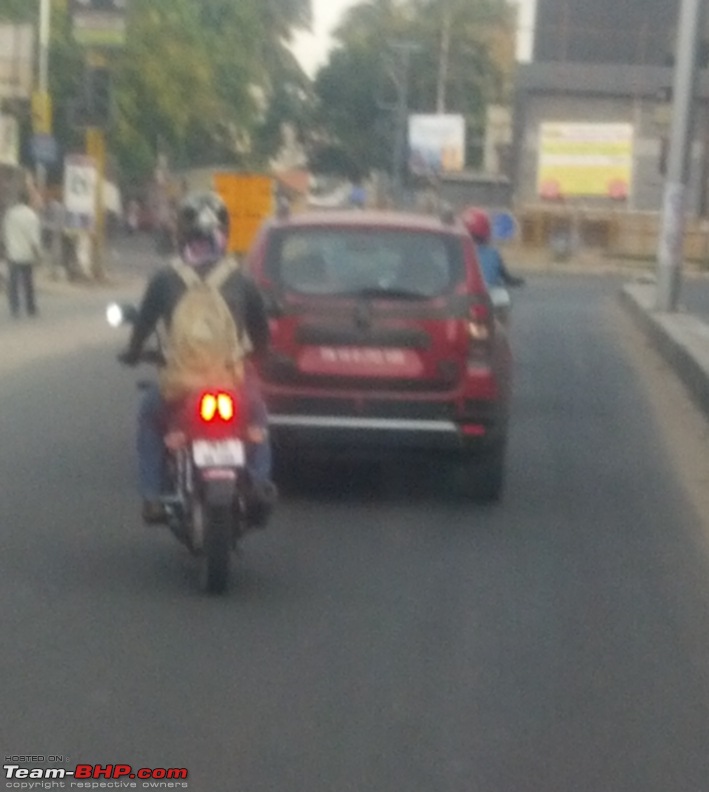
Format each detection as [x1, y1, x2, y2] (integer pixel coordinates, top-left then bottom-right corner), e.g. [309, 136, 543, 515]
[118, 191, 277, 525]
[460, 206, 525, 289]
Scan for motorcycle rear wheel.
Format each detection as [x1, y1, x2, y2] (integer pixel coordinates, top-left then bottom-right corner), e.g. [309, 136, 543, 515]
[200, 504, 231, 594]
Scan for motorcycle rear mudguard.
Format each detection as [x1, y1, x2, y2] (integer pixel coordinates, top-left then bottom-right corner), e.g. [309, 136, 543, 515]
[199, 470, 240, 508]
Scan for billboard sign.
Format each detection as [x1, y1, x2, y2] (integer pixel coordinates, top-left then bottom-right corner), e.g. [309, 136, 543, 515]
[64, 155, 98, 230]
[214, 172, 274, 254]
[0, 25, 34, 99]
[537, 122, 634, 199]
[408, 114, 466, 176]
[71, 0, 128, 47]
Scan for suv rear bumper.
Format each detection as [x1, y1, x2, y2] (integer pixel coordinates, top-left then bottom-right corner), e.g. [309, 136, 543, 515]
[262, 374, 509, 453]
[268, 413, 504, 452]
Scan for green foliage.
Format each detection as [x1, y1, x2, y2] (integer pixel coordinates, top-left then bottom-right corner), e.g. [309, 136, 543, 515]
[310, 45, 394, 177]
[0, 0, 36, 21]
[0, 0, 312, 184]
[310, 0, 514, 176]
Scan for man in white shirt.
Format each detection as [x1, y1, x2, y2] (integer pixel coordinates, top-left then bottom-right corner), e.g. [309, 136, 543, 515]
[2, 191, 42, 317]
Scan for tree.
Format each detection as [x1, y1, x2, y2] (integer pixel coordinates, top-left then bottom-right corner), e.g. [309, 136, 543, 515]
[309, 0, 514, 176]
[0, 0, 313, 182]
[309, 45, 394, 177]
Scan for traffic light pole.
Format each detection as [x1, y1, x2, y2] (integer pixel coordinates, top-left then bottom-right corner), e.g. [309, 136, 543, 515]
[655, 0, 706, 311]
[69, 2, 127, 282]
[86, 125, 106, 281]
[85, 51, 108, 281]
[35, 0, 51, 193]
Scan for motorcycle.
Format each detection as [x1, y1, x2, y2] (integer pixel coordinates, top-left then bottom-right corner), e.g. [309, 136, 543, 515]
[107, 301, 255, 595]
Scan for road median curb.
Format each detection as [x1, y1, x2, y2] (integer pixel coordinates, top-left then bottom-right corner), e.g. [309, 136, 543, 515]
[621, 283, 709, 419]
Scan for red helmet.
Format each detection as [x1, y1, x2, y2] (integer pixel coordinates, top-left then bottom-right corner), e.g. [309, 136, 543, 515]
[460, 207, 491, 243]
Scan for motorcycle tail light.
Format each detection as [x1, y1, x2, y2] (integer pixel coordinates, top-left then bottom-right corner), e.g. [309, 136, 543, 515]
[200, 394, 218, 422]
[199, 392, 236, 423]
[217, 392, 235, 421]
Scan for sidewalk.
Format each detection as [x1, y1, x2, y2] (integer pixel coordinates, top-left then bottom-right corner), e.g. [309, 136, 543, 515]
[621, 280, 709, 421]
[0, 268, 142, 375]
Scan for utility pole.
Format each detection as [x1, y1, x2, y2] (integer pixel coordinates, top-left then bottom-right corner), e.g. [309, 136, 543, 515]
[436, 6, 452, 114]
[389, 40, 420, 207]
[655, 0, 706, 311]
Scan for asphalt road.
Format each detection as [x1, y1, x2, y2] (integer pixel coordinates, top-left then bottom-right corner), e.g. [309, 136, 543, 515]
[3, 273, 709, 792]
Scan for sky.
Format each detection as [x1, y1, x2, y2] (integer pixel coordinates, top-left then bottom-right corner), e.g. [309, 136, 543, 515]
[291, 0, 537, 78]
[291, 0, 359, 77]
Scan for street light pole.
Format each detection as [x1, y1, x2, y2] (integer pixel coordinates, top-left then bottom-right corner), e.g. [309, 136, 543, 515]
[389, 40, 419, 208]
[655, 0, 706, 311]
[436, 6, 452, 114]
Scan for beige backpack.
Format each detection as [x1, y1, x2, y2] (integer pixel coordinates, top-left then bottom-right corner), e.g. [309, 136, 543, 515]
[159, 257, 251, 402]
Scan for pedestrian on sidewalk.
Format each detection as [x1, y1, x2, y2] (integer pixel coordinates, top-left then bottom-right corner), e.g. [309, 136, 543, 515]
[1, 190, 42, 318]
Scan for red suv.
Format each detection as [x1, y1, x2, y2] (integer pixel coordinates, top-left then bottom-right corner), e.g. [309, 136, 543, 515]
[246, 210, 512, 500]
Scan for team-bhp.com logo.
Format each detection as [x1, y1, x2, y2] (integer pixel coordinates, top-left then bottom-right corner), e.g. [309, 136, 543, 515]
[4, 764, 189, 789]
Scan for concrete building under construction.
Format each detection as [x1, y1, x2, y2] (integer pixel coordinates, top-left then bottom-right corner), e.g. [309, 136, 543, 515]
[511, 0, 709, 256]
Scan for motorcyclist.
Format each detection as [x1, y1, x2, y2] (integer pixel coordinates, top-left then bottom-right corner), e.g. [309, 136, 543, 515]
[118, 191, 277, 525]
[460, 206, 525, 289]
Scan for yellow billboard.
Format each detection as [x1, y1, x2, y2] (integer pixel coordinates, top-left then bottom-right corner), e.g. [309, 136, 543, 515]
[537, 123, 633, 199]
[213, 172, 274, 255]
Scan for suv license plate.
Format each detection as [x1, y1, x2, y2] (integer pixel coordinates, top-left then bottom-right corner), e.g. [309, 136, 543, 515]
[193, 439, 245, 468]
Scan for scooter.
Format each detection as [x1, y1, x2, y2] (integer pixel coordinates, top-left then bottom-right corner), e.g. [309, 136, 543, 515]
[108, 302, 254, 595]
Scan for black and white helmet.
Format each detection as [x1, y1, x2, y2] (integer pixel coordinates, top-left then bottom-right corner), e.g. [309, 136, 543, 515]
[176, 191, 230, 249]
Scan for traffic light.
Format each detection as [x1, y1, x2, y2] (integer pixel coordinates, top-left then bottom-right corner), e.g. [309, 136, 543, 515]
[84, 66, 112, 127]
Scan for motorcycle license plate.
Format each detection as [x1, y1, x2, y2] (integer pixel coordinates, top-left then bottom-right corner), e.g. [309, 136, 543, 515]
[192, 439, 245, 468]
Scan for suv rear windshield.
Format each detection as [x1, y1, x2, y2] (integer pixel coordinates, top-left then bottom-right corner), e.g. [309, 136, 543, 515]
[265, 227, 464, 299]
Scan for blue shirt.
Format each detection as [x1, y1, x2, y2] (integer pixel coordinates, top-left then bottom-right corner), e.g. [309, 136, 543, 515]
[475, 243, 506, 288]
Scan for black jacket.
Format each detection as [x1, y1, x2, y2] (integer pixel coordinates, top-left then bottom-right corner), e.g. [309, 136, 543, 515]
[126, 261, 270, 360]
